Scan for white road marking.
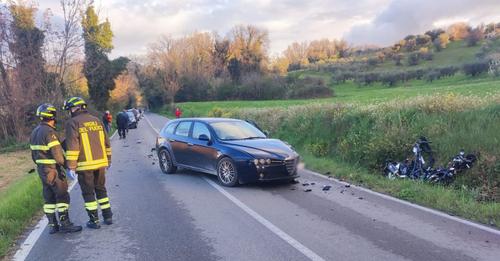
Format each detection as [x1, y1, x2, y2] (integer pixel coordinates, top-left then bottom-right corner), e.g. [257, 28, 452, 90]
[203, 177, 326, 261]
[145, 114, 325, 261]
[13, 130, 117, 261]
[305, 169, 500, 236]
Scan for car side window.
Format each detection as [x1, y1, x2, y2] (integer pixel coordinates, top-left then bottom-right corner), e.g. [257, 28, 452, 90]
[192, 122, 211, 140]
[175, 121, 191, 137]
[163, 122, 177, 135]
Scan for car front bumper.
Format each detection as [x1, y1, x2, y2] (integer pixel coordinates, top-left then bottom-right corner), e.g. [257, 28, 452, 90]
[235, 158, 299, 183]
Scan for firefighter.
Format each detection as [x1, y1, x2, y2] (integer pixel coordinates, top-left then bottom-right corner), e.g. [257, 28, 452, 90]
[63, 97, 113, 229]
[30, 103, 82, 234]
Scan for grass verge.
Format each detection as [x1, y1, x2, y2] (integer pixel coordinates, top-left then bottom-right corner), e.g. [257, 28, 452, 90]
[0, 174, 43, 258]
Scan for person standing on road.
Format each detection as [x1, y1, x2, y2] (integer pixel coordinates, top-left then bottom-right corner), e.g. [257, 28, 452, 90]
[30, 103, 82, 234]
[175, 107, 182, 118]
[102, 110, 112, 133]
[63, 97, 113, 229]
[116, 110, 129, 139]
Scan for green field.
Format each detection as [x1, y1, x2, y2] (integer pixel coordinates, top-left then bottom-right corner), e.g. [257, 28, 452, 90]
[166, 74, 500, 117]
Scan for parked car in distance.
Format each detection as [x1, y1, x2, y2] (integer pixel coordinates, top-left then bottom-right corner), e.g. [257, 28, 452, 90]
[126, 111, 138, 129]
[155, 118, 300, 186]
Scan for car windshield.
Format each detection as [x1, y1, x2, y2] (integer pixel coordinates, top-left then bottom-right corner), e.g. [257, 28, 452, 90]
[210, 121, 266, 141]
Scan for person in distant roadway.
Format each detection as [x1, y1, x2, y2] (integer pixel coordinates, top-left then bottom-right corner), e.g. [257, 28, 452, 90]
[116, 110, 129, 139]
[175, 107, 182, 118]
[63, 97, 113, 229]
[102, 110, 112, 133]
[30, 103, 82, 234]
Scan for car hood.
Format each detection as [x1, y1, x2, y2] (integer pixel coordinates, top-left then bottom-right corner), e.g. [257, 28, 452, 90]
[221, 139, 298, 159]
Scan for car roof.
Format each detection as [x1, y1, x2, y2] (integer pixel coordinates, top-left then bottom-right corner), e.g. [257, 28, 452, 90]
[167, 117, 244, 124]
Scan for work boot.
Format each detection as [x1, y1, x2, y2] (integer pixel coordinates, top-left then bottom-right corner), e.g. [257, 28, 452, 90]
[59, 210, 82, 233]
[102, 208, 113, 225]
[46, 213, 59, 234]
[86, 209, 101, 229]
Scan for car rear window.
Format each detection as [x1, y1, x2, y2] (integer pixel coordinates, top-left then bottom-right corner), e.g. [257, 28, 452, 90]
[175, 121, 191, 137]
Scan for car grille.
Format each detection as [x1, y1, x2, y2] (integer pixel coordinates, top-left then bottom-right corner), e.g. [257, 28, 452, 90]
[285, 158, 297, 174]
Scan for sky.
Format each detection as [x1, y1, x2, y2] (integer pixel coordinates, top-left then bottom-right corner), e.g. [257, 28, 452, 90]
[35, 0, 500, 57]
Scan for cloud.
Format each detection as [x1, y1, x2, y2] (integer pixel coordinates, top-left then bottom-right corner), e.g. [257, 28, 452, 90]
[345, 0, 500, 46]
[36, 0, 500, 57]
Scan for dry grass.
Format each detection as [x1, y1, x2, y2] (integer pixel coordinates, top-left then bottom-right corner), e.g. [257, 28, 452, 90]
[0, 150, 35, 192]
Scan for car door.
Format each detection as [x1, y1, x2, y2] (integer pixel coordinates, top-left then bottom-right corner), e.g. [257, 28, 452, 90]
[188, 121, 218, 172]
[171, 121, 192, 165]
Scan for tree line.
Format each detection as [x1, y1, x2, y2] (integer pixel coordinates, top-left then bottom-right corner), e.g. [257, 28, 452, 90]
[0, 1, 129, 145]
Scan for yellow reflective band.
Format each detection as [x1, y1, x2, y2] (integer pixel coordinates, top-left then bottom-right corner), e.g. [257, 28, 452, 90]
[47, 106, 56, 111]
[106, 148, 112, 155]
[68, 97, 78, 103]
[85, 201, 98, 210]
[30, 145, 49, 151]
[77, 158, 108, 167]
[39, 112, 53, 117]
[73, 100, 85, 105]
[44, 204, 56, 208]
[36, 159, 56, 164]
[97, 197, 109, 204]
[43, 204, 56, 213]
[76, 162, 108, 171]
[56, 203, 69, 208]
[43, 208, 56, 214]
[66, 156, 78, 161]
[99, 130, 106, 159]
[99, 203, 111, 210]
[47, 140, 60, 148]
[66, 150, 79, 156]
[81, 132, 93, 162]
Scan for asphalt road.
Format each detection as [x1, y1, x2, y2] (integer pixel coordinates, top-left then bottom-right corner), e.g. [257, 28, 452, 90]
[18, 112, 500, 261]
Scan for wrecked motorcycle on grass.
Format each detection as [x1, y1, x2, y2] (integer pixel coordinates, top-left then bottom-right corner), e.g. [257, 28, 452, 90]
[384, 137, 477, 184]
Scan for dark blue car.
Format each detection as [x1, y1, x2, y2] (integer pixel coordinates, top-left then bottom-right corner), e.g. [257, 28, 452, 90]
[155, 118, 300, 186]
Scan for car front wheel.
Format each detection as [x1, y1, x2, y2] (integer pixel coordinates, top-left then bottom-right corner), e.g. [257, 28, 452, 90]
[217, 158, 239, 187]
[159, 149, 177, 174]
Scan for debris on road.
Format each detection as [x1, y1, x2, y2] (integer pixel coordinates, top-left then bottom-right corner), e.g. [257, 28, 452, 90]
[290, 179, 299, 184]
[322, 185, 331, 191]
[151, 148, 156, 152]
[290, 187, 296, 190]
[152, 162, 155, 165]
[28, 168, 35, 174]
[136, 140, 142, 144]
[340, 189, 345, 194]
[304, 188, 312, 192]
[358, 197, 364, 200]
[345, 184, 351, 188]
[302, 183, 310, 186]
[310, 182, 316, 185]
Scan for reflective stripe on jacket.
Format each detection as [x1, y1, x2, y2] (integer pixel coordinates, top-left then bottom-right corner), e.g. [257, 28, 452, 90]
[30, 122, 65, 168]
[65, 111, 111, 171]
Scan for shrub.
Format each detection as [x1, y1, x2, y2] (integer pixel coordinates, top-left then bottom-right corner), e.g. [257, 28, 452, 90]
[424, 70, 440, 82]
[380, 72, 400, 87]
[287, 76, 334, 99]
[407, 53, 420, 66]
[462, 61, 490, 77]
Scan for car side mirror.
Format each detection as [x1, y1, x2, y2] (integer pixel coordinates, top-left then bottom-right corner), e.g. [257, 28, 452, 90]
[263, 130, 269, 137]
[199, 134, 210, 141]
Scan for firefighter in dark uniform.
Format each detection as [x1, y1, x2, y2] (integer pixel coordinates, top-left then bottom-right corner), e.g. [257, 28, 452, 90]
[30, 103, 82, 234]
[63, 97, 113, 229]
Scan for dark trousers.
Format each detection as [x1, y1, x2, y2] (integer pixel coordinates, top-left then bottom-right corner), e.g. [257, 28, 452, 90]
[77, 168, 111, 215]
[118, 127, 127, 138]
[38, 166, 70, 214]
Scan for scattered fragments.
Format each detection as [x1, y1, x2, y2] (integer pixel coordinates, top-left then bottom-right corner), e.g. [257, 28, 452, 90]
[304, 188, 312, 192]
[147, 154, 153, 158]
[310, 182, 316, 185]
[340, 189, 345, 194]
[28, 168, 35, 174]
[358, 197, 364, 200]
[302, 183, 310, 186]
[344, 184, 351, 188]
[136, 140, 142, 144]
[152, 162, 155, 165]
[322, 185, 331, 191]
[290, 179, 299, 184]
[151, 148, 156, 152]
[123, 145, 129, 148]
[290, 187, 296, 191]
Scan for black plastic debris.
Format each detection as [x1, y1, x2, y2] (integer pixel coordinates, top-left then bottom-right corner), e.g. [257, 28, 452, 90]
[310, 182, 316, 185]
[322, 185, 331, 191]
[340, 189, 345, 194]
[302, 183, 310, 186]
[152, 162, 155, 165]
[345, 184, 351, 188]
[358, 197, 364, 200]
[290, 179, 299, 184]
[304, 188, 312, 192]
[147, 154, 153, 157]
[28, 168, 35, 174]
[151, 148, 156, 152]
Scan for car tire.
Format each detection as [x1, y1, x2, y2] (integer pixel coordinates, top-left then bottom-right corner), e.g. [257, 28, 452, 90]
[217, 157, 239, 187]
[159, 149, 177, 174]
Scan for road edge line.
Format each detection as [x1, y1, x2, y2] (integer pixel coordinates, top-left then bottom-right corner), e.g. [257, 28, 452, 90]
[304, 169, 500, 236]
[203, 177, 325, 261]
[13, 130, 117, 261]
